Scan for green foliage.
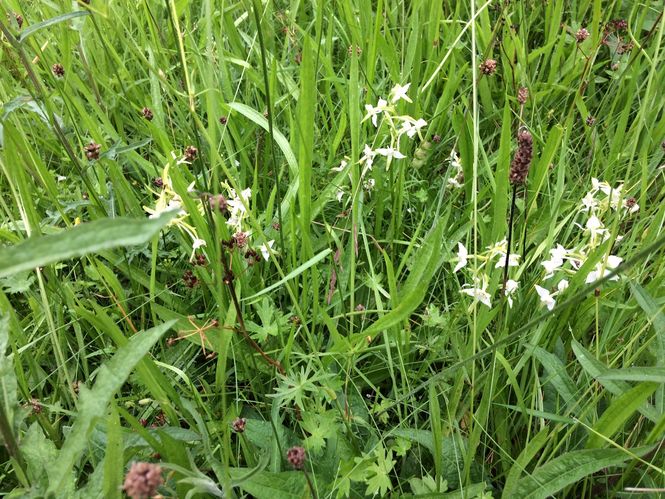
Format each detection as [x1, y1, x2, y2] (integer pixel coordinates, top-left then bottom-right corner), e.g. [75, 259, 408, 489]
[0, 0, 664, 497]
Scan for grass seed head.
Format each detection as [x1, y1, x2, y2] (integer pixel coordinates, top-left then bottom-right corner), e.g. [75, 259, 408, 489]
[576, 28, 590, 43]
[184, 145, 198, 161]
[84, 142, 101, 160]
[479, 58, 497, 75]
[517, 86, 529, 105]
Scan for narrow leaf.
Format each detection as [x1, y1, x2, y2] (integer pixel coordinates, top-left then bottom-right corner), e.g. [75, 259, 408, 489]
[18, 11, 91, 43]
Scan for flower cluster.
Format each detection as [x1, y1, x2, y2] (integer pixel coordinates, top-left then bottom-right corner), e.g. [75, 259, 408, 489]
[454, 239, 520, 309]
[455, 177, 637, 312]
[447, 150, 464, 188]
[144, 156, 276, 263]
[533, 178, 636, 309]
[359, 83, 427, 175]
[333, 82, 428, 203]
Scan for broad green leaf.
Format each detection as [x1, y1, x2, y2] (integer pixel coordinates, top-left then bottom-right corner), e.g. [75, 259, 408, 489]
[361, 218, 445, 339]
[503, 428, 550, 498]
[0, 211, 177, 278]
[586, 382, 659, 448]
[47, 320, 176, 494]
[572, 340, 658, 422]
[18, 11, 91, 42]
[227, 469, 307, 499]
[513, 447, 653, 498]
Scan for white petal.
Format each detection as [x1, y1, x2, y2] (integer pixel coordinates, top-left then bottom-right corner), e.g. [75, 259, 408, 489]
[260, 240, 275, 261]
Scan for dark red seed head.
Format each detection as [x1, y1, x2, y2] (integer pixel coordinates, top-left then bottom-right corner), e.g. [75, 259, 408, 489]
[52, 63, 65, 77]
[479, 58, 497, 75]
[286, 446, 306, 470]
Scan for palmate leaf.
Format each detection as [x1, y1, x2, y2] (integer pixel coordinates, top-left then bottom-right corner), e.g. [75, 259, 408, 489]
[0, 211, 177, 278]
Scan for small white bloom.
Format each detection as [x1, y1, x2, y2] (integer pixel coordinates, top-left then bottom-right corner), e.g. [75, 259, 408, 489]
[363, 178, 376, 191]
[585, 255, 622, 283]
[550, 244, 569, 261]
[505, 279, 519, 308]
[542, 256, 564, 278]
[606, 255, 623, 269]
[535, 285, 556, 311]
[399, 117, 427, 139]
[495, 252, 520, 268]
[56, 175, 67, 182]
[447, 177, 463, 188]
[359, 144, 376, 171]
[461, 277, 491, 308]
[192, 238, 206, 249]
[581, 192, 598, 212]
[557, 279, 569, 292]
[376, 147, 406, 160]
[454, 242, 468, 272]
[332, 159, 348, 172]
[363, 98, 389, 127]
[450, 150, 462, 169]
[259, 240, 275, 261]
[336, 190, 345, 202]
[389, 83, 412, 103]
[585, 215, 607, 243]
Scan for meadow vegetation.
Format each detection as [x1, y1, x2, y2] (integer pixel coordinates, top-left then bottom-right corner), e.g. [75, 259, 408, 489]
[0, 0, 664, 497]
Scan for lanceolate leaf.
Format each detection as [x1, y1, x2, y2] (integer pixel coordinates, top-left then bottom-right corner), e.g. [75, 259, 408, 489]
[0, 211, 177, 278]
[511, 447, 654, 499]
[18, 11, 91, 43]
[47, 320, 176, 494]
[361, 218, 446, 339]
[586, 382, 659, 448]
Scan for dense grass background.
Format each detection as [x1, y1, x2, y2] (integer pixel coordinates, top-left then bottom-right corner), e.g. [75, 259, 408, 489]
[1, 0, 664, 497]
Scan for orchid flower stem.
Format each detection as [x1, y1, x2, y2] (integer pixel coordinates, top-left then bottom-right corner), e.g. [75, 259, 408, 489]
[220, 247, 285, 375]
[502, 186, 518, 292]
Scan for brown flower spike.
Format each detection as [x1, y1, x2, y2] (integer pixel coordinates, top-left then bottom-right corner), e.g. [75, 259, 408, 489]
[122, 462, 163, 499]
[509, 129, 533, 185]
[517, 87, 529, 105]
[52, 64, 65, 77]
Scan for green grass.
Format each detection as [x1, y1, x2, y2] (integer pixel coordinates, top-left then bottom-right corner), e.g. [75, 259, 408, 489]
[1, 0, 664, 497]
